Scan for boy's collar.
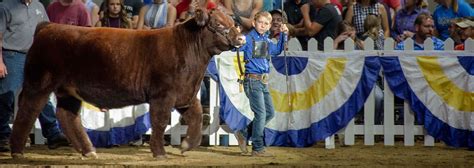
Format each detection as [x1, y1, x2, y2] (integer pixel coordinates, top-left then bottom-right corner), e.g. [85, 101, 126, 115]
[251, 28, 268, 38]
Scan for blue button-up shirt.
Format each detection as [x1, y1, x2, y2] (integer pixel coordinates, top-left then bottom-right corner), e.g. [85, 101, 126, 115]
[395, 36, 444, 50]
[239, 29, 287, 74]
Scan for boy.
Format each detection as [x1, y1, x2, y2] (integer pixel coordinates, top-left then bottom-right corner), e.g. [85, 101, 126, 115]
[235, 11, 288, 157]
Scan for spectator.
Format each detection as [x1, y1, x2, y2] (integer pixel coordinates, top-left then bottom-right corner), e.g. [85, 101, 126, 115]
[47, 0, 91, 26]
[214, 0, 233, 15]
[454, 19, 474, 50]
[83, 0, 100, 26]
[359, 14, 384, 49]
[433, 0, 474, 40]
[395, 13, 444, 50]
[284, 0, 310, 50]
[331, 0, 343, 12]
[224, 0, 263, 33]
[273, 0, 282, 10]
[333, 21, 364, 49]
[176, 0, 215, 23]
[40, 0, 53, 8]
[379, 0, 401, 28]
[100, 0, 144, 28]
[297, 0, 343, 51]
[0, 0, 69, 152]
[96, 0, 132, 28]
[269, 9, 287, 39]
[449, 17, 466, 45]
[392, 0, 429, 43]
[263, 0, 273, 11]
[301, 0, 342, 24]
[345, 0, 390, 38]
[137, 0, 176, 29]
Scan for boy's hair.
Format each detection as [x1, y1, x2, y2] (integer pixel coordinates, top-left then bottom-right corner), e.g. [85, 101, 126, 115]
[254, 11, 272, 22]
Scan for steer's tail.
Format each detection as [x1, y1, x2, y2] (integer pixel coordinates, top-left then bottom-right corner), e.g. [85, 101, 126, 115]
[34, 21, 51, 35]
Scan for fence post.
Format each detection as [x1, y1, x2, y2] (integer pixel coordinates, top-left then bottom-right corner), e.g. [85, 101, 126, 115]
[383, 38, 397, 146]
[322, 37, 336, 149]
[465, 38, 474, 51]
[420, 38, 436, 146]
[341, 38, 356, 146]
[208, 57, 220, 145]
[288, 38, 303, 51]
[363, 38, 375, 145]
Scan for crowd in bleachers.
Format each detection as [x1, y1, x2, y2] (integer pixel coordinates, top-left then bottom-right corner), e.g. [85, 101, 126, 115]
[21, 0, 474, 50]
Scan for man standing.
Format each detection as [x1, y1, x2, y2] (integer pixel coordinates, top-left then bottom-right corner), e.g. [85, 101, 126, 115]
[47, 0, 91, 26]
[395, 13, 444, 50]
[298, 0, 342, 51]
[0, 0, 69, 152]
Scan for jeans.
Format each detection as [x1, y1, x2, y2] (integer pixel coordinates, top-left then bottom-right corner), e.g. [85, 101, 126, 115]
[0, 51, 61, 141]
[242, 77, 275, 152]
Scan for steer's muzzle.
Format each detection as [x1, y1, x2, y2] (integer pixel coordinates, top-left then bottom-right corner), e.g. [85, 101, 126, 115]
[229, 27, 246, 48]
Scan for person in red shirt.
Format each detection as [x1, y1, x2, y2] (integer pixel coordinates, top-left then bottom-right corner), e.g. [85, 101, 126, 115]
[47, 0, 91, 26]
[176, 0, 216, 22]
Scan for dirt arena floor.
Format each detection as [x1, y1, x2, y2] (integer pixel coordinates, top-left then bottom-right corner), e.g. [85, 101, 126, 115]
[0, 139, 473, 168]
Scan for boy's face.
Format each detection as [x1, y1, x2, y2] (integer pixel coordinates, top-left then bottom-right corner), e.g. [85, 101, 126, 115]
[253, 16, 272, 35]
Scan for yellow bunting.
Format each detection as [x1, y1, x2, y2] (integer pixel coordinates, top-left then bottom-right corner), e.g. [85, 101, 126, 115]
[270, 58, 347, 112]
[417, 56, 474, 112]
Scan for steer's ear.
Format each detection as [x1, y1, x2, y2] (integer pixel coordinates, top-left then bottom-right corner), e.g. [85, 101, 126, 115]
[195, 9, 209, 26]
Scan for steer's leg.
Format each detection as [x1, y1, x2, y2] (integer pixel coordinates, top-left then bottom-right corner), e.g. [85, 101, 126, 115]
[56, 96, 96, 158]
[10, 89, 52, 158]
[149, 98, 173, 159]
[177, 98, 203, 153]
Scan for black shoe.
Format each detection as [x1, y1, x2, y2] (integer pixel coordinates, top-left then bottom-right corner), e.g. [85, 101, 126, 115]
[47, 134, 70, 149]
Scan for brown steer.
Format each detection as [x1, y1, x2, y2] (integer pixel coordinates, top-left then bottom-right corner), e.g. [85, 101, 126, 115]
[10, 9, 244, 159]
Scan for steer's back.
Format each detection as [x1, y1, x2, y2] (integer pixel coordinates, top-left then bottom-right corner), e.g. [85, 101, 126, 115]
[26, 23, 181, 108]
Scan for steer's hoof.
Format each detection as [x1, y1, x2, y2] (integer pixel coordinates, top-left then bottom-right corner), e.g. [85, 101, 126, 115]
[180, 140, 190, 154]
[154, 155, 167, 160]
[81, 151, 98, 160]
[11, 153, 25, 159]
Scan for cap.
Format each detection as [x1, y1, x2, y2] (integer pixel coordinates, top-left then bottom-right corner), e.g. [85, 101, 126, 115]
[456, 20, 474, 28]
[269, 9, 288, 24]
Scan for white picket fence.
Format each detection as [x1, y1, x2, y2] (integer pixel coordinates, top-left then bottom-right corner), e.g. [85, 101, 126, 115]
[31, 37, 473, 149]
[205, 37, 474, 148]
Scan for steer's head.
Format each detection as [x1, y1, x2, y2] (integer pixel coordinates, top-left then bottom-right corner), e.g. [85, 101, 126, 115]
[193, 9, 246, 52]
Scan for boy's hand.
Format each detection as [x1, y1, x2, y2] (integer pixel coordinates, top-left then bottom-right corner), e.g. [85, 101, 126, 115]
[280, 24, 289, 34]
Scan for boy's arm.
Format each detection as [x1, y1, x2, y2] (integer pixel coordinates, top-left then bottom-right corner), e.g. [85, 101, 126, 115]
[269, 24, 289, 56]
[232, 35, 251, 61]
[269, 33, 288, 56]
